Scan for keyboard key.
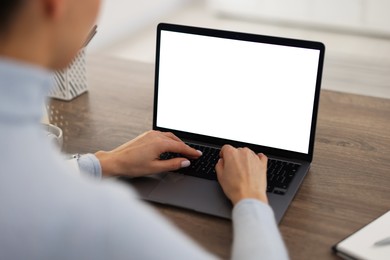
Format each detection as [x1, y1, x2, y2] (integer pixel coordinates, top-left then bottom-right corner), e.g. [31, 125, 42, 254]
[160, 143, 300, 195]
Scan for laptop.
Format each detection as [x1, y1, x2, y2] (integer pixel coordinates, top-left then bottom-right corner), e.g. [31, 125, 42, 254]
[122, 23, 325, 223]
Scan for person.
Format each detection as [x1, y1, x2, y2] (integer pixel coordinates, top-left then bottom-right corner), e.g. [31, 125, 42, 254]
[0, 0, 289, 259]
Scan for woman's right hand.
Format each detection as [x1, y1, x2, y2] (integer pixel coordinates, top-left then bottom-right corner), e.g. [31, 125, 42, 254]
[215, 145, 268, 206]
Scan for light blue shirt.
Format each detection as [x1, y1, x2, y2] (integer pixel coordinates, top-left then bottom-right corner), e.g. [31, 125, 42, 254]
[0, 58, 289, 260]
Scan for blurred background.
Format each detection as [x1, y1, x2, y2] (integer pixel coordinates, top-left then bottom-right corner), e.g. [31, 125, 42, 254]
[88, 0, 390, 99]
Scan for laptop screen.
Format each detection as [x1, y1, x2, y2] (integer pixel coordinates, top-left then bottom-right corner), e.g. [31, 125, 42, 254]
[155, 25, 323, 155]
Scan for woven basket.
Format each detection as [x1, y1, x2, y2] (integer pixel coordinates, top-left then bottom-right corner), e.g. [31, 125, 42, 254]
[49, 49, 88, 101]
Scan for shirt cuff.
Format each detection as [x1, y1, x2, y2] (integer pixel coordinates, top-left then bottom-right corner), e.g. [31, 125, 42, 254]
[77, 153, 102, 179]
[232, 198, 274, 222]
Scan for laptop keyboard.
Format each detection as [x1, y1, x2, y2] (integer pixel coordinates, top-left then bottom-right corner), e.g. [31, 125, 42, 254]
[266, 159, 300, 195]
[160, 143, 219, 181]
[160, 143, 300, 195]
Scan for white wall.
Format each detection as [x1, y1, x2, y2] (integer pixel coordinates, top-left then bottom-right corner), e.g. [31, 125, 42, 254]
[208, 0, 390, 36]
[88, 0, 193, 52]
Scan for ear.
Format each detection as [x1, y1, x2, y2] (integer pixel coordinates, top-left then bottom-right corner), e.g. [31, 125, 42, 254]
[42, 0, 66, 20]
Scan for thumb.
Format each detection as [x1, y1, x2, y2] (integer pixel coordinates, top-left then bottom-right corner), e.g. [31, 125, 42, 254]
[153, 158, 191, 173]
[215, 158, 224, 175]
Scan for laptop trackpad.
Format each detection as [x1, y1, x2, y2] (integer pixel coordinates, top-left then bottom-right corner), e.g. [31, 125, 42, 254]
[149, 173, 232, 219]
[118, 173, 166, 198]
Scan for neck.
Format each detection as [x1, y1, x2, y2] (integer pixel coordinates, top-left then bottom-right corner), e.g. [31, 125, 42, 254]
[0, 32, 51, 68]
[0, 4, 53, 69]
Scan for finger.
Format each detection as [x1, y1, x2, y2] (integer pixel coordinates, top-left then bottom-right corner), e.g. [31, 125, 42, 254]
[153, 158, 191, 173]
[215, 158, 224, 177]
[241, 147, 256, 156]
[159, 132, 201, 158]
[219, 144, 235, 158]
[257, 153, 268, 162]
[257, 153, 268, 170]
[161, 140, 202, 158]
[161, 132, 182, 142]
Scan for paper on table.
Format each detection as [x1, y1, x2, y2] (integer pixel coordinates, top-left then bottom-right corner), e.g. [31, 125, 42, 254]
[335, 211, 390, 260]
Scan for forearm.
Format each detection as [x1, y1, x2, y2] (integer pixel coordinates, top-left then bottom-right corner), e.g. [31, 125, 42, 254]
[232, 199, 289, 260]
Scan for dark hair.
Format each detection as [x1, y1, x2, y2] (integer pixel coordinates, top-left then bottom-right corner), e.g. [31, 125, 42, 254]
[0, 0, 25, 34]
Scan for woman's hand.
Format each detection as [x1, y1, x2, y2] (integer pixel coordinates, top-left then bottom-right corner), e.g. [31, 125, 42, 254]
[216, 145, 268, 205]
[95, 130, 202, 178]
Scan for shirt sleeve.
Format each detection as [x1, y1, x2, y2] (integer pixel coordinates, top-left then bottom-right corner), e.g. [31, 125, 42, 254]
[231, 199, 289, 260]
[102, 186, 289, 260]
[67, 153, 102, 178]
[67, 157, 288, 259]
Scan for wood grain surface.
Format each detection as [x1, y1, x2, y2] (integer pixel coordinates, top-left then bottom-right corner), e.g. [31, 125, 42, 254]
[49, 55, 390, 260]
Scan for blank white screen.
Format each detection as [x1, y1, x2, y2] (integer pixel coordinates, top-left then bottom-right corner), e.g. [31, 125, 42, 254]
[157, 31, 320, 154]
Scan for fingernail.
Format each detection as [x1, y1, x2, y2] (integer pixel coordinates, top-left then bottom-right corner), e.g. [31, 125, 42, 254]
[181, 160, 191, 168]
[197, 150, 203, 156]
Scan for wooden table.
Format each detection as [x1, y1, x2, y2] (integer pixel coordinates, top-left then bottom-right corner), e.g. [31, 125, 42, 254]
[49, 55, 390, 260]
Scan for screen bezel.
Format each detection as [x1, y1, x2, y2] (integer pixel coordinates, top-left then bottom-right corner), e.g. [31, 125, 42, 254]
[153, 23, 325, 162]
